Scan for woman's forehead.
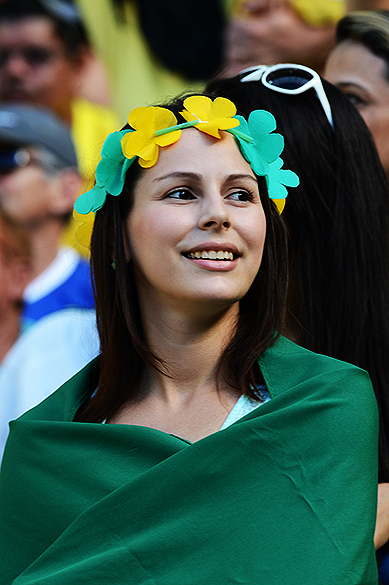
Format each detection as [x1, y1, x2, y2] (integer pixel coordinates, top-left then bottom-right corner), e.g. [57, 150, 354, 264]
[144, 128, 254, 179]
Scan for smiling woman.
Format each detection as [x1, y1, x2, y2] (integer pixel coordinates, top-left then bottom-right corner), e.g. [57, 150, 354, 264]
[0, 93, 380, 584]
[125, 130, 266, 319]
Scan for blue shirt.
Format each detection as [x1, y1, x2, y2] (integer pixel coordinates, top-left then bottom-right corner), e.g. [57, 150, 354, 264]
[22, 249, 94, 327]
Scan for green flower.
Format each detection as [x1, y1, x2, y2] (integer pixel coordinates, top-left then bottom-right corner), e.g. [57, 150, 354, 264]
[228, 111, 299, 209]
[230, 110, 284, 176]
[267, 157, 300, 200]
[74, 130, 136, 214]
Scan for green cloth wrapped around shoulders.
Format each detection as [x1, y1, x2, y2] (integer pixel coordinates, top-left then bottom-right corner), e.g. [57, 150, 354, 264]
[0, 336, 379, 584]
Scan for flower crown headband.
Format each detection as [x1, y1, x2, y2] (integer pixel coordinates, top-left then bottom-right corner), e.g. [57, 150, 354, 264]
[74, 96, 299, 215]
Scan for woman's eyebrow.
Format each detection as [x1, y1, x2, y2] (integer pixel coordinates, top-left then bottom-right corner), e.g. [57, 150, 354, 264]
[154, 172, 258, 183]
[336, 81, 364, 91]
[153, 172, 202, 182]
[226, 174, 258, 184]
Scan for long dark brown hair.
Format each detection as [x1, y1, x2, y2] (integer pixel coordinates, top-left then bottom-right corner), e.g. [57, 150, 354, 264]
[75, 95, 289, 423]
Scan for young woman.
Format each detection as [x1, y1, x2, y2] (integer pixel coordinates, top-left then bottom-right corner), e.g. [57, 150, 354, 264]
[0, 93, 379, 584]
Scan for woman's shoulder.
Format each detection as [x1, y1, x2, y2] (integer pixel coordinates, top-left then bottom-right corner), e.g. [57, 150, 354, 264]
[260, 335, 374, 402]
[258, 336, 378, 448]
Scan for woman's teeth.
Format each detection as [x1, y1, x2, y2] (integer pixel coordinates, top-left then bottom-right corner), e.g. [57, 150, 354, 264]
[187, 251, 234, 260]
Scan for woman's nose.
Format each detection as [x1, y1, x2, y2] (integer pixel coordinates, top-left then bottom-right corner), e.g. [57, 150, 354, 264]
[198, 196, 231, 230]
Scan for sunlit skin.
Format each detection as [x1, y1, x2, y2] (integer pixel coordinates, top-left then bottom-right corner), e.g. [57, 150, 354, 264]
[325, 39, 389, 177]
[0, 17, 82, 124]
[108, 129, 267, 440]
[126, 129, 266, 322]
[0, 157, 58, 228]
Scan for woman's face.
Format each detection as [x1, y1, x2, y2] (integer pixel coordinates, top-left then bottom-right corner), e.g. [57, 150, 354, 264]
[325, 39, 389, 176]
[125, 128, 266, 316]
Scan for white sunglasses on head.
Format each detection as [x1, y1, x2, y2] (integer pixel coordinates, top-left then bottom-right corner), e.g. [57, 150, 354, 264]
[240, 63, 334, 128]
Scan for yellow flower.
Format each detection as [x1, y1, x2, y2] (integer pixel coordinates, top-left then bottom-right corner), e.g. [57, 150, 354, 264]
[180, 96, 239, 138]
[121, 106, 182, 168]
[72, 209, 95, 251]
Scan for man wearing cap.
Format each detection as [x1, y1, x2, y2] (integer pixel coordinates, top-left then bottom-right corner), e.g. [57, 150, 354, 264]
[0, 102, 94, 327]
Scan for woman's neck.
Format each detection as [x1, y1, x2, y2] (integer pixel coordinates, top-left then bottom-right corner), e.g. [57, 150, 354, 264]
[107, 302, 241, 440]
[140, 301, 239, 400]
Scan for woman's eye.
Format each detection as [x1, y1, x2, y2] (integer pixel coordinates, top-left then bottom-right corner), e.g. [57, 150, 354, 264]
[228, 190, 255, 202]
[344, 92, 366, 108]
[166, 188, 195, 200]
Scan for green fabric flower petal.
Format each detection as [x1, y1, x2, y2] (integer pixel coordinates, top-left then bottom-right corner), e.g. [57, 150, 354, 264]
[101, 130, 131, 160]
[95, 155, 135, 196]
[228, 113, 299, 206]
[74, 129, 137, 215]
[74, 185, 108, 214]
[266, 158, 300, 200]
[232, 112, 284, 172]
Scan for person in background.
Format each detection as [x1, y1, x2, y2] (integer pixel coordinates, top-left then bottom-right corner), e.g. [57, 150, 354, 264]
[206, 65, 389, 581]
[222, 0, 346, 77]
[324, 10, 389, 180]
[0, 102, 94, 327]
[0, 207, 98, 460]
[0, 0, 119, 253]
[0, 92, 378, 584]
[0, 304, 99, 460]
[0, 0, 118, 182]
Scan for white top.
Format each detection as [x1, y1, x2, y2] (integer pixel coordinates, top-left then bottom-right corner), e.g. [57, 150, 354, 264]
[220, 391, 270, 430]
[23, 247, 81, 304]
[0, 308, 100, 459]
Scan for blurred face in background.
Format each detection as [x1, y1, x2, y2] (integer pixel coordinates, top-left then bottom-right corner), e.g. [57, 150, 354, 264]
[325, 39, 389, 177]
[0, 17, 82, 123]
[223, 1, 336, 77]
[0, 145, 56, 227]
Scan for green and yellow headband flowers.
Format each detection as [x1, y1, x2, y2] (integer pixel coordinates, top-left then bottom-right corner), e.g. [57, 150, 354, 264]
[74, 96, 299, 215]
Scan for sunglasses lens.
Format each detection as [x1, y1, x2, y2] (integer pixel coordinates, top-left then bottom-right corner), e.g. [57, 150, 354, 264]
[265, 68, 313, 90]
[0, 149, 29, 172]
